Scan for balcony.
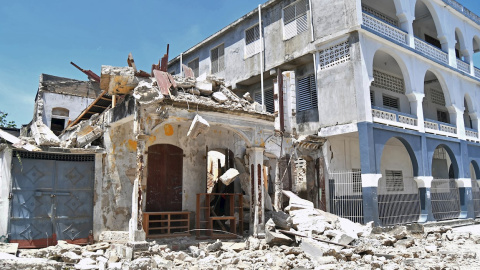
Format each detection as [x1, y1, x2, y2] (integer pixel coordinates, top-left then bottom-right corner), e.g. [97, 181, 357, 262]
[466, 128, 479, 141]
[362, 11, 480, 80]
[372, 106, 418, 130]
[424, 118, 457, 137]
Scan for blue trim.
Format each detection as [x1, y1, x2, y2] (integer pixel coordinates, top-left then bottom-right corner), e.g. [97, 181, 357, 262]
[362, 186, 381, 226]
[358, 122, 377, 174]
[418, 187, 435, 223]
[458, 187, 475, 219]
[361, 25, 480, 83]
[424, 118, 456, 128]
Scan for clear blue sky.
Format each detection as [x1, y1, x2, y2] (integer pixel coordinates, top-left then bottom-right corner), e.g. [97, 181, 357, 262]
[0, 0, 479, 126]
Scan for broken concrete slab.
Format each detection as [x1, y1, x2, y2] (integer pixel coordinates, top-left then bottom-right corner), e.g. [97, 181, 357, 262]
[0, 243, 18, 255]
[212, 92, 228, 104]
[76, 126, 103, 148]
[100, 65, 137, 95]
[133, 80, 164, 105]
[0, 129, 40, 151]
[265, 230, 293, 246]
[187, 114, 210, 139]
[219, 168, 239, 186]
[31, 120, 61, 146]
[195, 81, 213, 96]
[283, 190, 314, 211]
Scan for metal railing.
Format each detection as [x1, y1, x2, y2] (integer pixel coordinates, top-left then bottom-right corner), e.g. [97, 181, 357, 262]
[362, 12, 407, 45]
[328, 171, 364, 224]
[431, 179, 461, 221]
[456, 58, 470, 73]
[377, 177, 421, 226]
[472, 179, 480, 218]
[414, 37, 449, 64]
[372, 107, 417, 129]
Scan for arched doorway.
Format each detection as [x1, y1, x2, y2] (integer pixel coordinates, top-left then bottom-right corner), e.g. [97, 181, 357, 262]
[430, 145, 460, 220]
[471, 161, 480, 217]
[422, 71, 455, 135]
[146, 144, 183, 212]
[413, 1, 442, 49]
[377, 137, 420, 225]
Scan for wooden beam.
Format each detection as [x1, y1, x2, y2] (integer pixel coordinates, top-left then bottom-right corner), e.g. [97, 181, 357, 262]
[66, 90, 108, 129]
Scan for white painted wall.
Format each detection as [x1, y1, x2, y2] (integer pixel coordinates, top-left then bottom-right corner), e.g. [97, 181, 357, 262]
[0, 148, 12, 239]
[41, 92, 94, 128]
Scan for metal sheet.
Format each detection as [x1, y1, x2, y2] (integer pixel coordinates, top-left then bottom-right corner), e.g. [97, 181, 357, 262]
[9, 156, 94, 248]
[153, 70, 173, 95]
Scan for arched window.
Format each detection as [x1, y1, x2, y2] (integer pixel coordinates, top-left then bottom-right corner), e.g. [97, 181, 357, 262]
[51, 107, 69, 135]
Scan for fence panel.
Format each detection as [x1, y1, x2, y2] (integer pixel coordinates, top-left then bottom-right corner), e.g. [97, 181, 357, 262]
[377, 177, 421, 225]
[472, 179, 480, 218]
[328, 171, 364, 224]
[431, 179, 460, 220]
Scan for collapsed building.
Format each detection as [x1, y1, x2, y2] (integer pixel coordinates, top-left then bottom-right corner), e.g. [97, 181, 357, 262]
[1, 0, 480, 250]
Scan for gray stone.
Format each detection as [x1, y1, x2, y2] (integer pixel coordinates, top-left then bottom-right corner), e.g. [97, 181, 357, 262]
[265, 230, 293, 246]
[389, 226, 408, 240]
[270, 211, 293, 230]
[206, 240, 222, 252]
[62, 251, 82, 263]
[212, 92, 228, 103]
[265, 218, 276, 231]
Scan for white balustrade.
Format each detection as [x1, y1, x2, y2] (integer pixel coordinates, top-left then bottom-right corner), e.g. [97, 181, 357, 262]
[372, 108, 396, 122]
[363, 13, 407, 45]
[475, 67, 480, 79]
[439, 124, 456, 134]
[414, 38, 448, 64]
[424, 120, 439, 130]
[456, 59, 470, 73]
[398, 115, 417, 126]
[466, 129, 479, 139]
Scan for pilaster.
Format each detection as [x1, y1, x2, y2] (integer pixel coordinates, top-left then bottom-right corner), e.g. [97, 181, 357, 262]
[247, 147, 265, 237]
[414, 176, 435, 223]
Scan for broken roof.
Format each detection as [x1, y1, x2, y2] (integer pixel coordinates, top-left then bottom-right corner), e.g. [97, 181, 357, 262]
[37, 73, 102, 99]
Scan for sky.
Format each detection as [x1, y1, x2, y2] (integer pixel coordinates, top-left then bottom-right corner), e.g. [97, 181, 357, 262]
[0, 0, 480, 126]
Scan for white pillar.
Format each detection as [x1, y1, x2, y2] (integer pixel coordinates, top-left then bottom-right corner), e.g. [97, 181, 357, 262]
[439, 35, 456, 67]
[247, 147, 265, 237]
[448, 105, 466, 140]
[397, 13, 415, 48]
[407, 92, 425, 132]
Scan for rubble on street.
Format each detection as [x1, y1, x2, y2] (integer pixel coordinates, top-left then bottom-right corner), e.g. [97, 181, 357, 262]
[2, 197, 480, 270]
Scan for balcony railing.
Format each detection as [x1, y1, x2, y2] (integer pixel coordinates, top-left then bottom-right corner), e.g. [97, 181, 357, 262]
[475, 67, 480, 78]
[372, 106, 417, 129]
[362, 13, 407, 45]
[456, 58, 470, 74]
[466, 128, 479, 140]
[424, 118, 457, 135]
[414, 38, 449, 64]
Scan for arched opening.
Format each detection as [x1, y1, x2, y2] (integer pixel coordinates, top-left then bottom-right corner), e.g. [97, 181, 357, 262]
[370, 51, 410, 115]
[473, 37, 480, 71]
[378, 137, 420, 225]
[464, 97, 473, 129]
[422, 71, 455, 133]
[51, 107, 69, 135]
[146, 144, 184, 212]
[455, 29, 467, 61]
[430, 145, 460, 220]
[470, 161, 480, 217]
[413, 0, 442, 49]
[361, 0, 399, 27]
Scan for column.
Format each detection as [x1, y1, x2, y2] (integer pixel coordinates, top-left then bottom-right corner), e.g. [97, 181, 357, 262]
[129, 100, 146, 242]
[439, 35, 456, 67]
[247, 147, 265, 237]
[358, 122, 381, 226]
[414, 176, 435, 222]
[397, 12, 415, 48]
[448, 105, 466, 140]
[407, 92, 425, 132]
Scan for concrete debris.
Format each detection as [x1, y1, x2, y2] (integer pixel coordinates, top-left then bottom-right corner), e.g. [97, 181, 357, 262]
[243, 92, 253, 102]
[182, 64, 195, 79]
[31, 120, 61, 146]
[186, 114, 210, 139]
[212, 91, 228, 104]
[218, 168, 239, 186]
[283, 190, 314, 211]
[0, 130, 40, 151]
[100, 65, 137, 95]
[195, 81, 213, 96]
[133, 80, 164, 105]
[265, 229, 294, 246]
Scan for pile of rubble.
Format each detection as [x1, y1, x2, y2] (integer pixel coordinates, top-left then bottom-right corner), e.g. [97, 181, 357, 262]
[2, 195, 480, 270]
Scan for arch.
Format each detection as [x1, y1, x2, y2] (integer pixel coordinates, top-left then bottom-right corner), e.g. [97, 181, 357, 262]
[361, 0, 399, 26]
[431, 144, 459, 179]
[369, 48, 413, 93]
[473, 36, 480, 68]
[471, 161, 480, 180]
[422, 69, 454, 125]
[464, 95, 474, 129]
[373, 132, 420, 177]
[52, 107, 69, 117]
[455, 28, 468, 61]
[413, 0, 445, 45]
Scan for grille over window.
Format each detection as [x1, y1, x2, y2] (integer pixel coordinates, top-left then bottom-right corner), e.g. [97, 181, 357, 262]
[283, 0, 309, 40]
[382, 95, 399, 110]
[386, 170, 404, 192]
[211, 44, 225, 74]
[254, 88, 275, 113]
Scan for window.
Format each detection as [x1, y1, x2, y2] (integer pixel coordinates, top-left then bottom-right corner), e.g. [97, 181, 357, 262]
[425, 34, 442, 49]
[283, 0, 309, 40]
[254, 88, 274, 113]
[437, 110, 449, 123]
[211, 44, 225, 74]
[370, 91, 375, 106]
[297, 74, 318, 112]
[51, 107, 69, 135]
[382, 95, 399, 111]
[245, 24, 261, 57]
[188, 58, 199, 77]
[352, 169, 362, 193]
[385, 170, 404, 192]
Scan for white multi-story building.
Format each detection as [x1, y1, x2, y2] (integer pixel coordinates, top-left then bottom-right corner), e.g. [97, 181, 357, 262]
[168, 0, 480, 225]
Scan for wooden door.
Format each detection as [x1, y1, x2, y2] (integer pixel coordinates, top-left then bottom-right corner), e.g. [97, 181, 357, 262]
[146, 144, 183, 212]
